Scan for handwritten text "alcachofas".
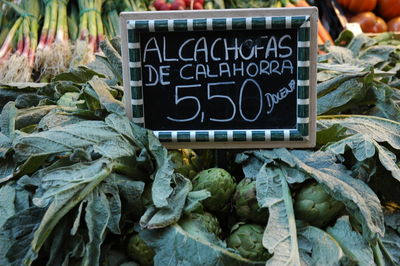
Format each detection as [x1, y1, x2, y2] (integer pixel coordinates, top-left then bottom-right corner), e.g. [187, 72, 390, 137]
[142, 35, 294, 85]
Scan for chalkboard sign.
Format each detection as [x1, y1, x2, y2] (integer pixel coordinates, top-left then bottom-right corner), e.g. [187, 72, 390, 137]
[120, 8, 318, 149]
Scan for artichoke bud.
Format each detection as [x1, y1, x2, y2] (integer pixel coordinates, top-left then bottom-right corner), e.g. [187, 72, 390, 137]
[227, 223, 271, 261]
[127, 233, 155, 266]
[294, 182, 345, 228]
[233, 178, 269, 224]
[192, 168, 236, 212]
[169, 149, 201, 179]
[179, 211, 222, 239]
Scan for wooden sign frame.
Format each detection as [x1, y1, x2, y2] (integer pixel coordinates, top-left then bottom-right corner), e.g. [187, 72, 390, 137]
[120, 8, 318, 149]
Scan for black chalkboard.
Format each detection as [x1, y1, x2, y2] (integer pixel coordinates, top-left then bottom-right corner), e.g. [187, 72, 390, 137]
[140, 29, 298, 131]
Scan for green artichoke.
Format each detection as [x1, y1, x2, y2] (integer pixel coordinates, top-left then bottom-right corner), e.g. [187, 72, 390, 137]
[169, 149, 206, 179]
[233, 178, 269, 224]
[294, 182, 345, 228]
[179, 212, 222, 239]
[227, 223, 271, 261]
[192, 168, 236, 212]
[127, 233, 155, 266]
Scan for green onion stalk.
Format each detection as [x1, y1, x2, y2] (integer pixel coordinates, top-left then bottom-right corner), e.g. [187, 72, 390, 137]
[0, 1, 17, 45]
[67, 1, 79, 42]
[70, 0, 104, 67]
[35, 0, 71, 77]
[0, 0, 17, 62]
[0, 0, 41, 82]
[224, 0, 276, 8]
[123, 0, 149, 11]
[102, 0, 125, 39]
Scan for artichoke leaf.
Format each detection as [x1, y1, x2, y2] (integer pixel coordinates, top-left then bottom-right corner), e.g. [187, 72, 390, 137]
[318, 115, 400, 150]
[184, 189, 211, 214]
[327, 216, 375, 266]
[0, 182, 16, 228]
[140, 223, 264, 266]
[380, 227, 400, 265]
[13, 119, 122, 161]
[322, 133, 400, 182]
[88, 76, 125, 116]
[256, 165, 300, 266]
[0, 101, 17, 138]
[298, 226, 344, 266]
[140, 174, 191, 229]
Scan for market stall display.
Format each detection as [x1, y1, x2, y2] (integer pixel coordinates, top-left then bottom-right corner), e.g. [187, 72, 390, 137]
[337, 0, 400, 34]
[0, 1, 399, 266]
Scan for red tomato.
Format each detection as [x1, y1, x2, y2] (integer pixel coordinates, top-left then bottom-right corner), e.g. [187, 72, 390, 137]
[350, 12, 387, 33]
[378, 0, 400, 20]
[195, 0, 204, 5]
[153, 0, 166, 10]
[171, 0, 186, 9]
[337, 0, 377, 13]
[159, 2, 172, 10]
[193, 1, 203, 9]
[388, 17, 400, 32]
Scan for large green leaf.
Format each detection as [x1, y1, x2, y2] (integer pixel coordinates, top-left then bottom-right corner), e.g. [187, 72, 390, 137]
[88, 76, 125, 116]
[37, 108, 84, 130]
[141, 224, 264, 266]
[380, 227, 400, 265]
[28, 159, 114, 265]
[53, 66, 105, 84]
[347, 34, 376, 56]
[140, 174, 191, 229]
[15, 105, 57, 129]
[317, 71, 371, 115]
[32, 159, 113, 208]
[105, 113, 147, 150]
[13, 119, 122, 161]
[99, 39, 123, 84]
[183, 189, 211, 214]
[148, 132, 174, 208]
[112, 174, 145, 214]
[317, 71, 369, 97]
[0, 132, 12, 158]
[318, 116, 400, 148]
[0, 182, 16, 228]
[56, 92, 83, 108]
[0, 101, 17, 137]
[368, 82, 400, 121]
[297, 226, 344, 266]
[256, 166, 300, 266]
[358, 45, 399, 67]
[0, 207, 46, 266]
[0, 156, 14, 183]
[323, 134, 376, 162]
[0, 82, 48, 91]
[83, 187, 111, 266]
[385, 211, 400, 234]
[318, 116, 400, 182]
[327, 216, 375, 266]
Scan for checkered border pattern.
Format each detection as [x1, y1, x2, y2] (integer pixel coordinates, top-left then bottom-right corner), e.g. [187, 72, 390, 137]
[127, 16, 310, 143]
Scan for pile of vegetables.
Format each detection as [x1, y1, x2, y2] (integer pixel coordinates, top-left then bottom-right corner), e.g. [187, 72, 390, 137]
[0, 0, 41, 82]
[0, 0, 340, 83]
[0, 30, 399, 265]
[0, 0, 144, 83]
[338, 0, 400, 33]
